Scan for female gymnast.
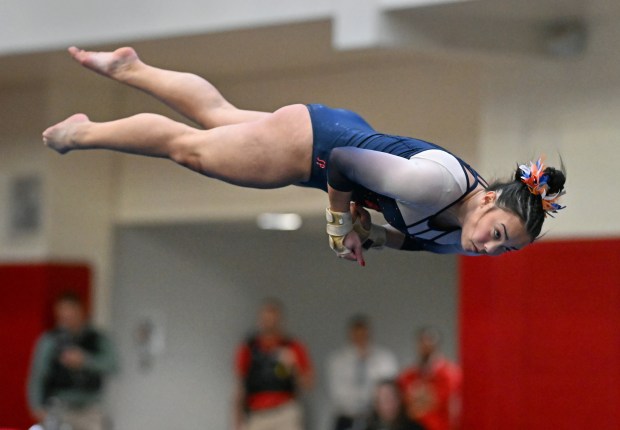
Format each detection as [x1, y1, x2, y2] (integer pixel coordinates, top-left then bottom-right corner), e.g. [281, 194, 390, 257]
[43, 47, 566, 266]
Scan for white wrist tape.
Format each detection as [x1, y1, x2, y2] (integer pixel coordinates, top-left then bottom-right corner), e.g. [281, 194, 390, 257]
[326, 208, 353, 256]
[326, 208, 353, 236]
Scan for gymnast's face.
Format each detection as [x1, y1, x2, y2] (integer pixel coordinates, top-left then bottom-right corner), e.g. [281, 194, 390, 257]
[461, 192, 530, 256]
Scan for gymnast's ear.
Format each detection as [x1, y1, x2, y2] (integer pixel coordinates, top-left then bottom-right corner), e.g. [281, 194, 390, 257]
[481, 191, 498, 207]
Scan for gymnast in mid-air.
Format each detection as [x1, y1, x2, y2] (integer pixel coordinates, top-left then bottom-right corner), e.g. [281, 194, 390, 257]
[43, 47, 566, 266]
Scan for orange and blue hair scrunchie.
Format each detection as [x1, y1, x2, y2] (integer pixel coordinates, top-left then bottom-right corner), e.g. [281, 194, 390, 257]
[519, 157, 566, 216]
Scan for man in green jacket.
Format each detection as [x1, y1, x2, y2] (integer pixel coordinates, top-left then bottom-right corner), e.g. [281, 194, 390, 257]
[27, 291, 117, 430]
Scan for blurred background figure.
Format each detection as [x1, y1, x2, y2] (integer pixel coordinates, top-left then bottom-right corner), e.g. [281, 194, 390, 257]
[397, 327, 461, 430]
[365, 379, 424, 430]
[27, 291, 118, 430]
[327, 314, 399, 430]
[232, 298, 314, 430]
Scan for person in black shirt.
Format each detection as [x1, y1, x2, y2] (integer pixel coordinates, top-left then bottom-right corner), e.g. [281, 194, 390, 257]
[27, 292, 117, 430]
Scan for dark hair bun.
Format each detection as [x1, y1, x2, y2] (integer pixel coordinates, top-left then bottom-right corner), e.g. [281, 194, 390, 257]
[543, 167, 566, 194]
[512, 164, 566, 195]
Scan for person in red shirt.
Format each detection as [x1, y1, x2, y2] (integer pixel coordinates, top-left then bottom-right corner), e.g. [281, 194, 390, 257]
[397, 327, 461, 430]
[233, 298, 313, 430]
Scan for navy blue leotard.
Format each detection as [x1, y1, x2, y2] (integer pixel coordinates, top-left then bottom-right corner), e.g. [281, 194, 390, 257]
[301, 104, 486, 254]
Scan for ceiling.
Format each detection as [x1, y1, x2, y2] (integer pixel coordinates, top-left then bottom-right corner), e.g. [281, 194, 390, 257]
[1, 0, 618, 86]
[416, 0, 619, 21]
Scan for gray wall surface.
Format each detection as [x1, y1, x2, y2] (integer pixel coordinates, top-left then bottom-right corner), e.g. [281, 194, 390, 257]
[107, 217, 458, 429]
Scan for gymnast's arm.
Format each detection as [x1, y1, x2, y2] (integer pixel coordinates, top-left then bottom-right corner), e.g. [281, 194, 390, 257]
[328, 147, 450, 249]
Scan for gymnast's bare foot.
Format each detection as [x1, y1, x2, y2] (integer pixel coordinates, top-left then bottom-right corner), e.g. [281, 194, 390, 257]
[68, 46, 140, 81]
[42, 114, 90, 154]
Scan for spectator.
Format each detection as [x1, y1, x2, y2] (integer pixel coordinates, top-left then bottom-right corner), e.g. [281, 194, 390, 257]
[365, 379, 424, 430]
[327, 315, 399, 430]
[27, 291, 118, 430]
[397, 327, 461, 430]
[233, 298, 313, 430]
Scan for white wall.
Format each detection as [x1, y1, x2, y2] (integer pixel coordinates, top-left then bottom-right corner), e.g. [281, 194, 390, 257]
[107, 220, 458, 430]
[0, 0, 465, 55]
[477, 18, 620, 238]
[0, 83, 49, 259]
[0, 0, 332, 55]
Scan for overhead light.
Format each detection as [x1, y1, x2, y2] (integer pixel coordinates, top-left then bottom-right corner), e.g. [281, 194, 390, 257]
[256, 213, 303, 231]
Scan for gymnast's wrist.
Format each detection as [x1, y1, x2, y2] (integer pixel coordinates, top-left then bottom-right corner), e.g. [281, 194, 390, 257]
[326, 208, 353, 236]
[326, 208, 353, 255]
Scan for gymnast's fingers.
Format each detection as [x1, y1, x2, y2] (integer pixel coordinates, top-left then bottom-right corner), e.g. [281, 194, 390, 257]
[350, 202, 371, 229]
[344, 232, 366, 267]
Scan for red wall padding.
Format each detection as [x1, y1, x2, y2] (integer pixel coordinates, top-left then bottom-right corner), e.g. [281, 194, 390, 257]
[459, 238, 620, 430]
[0, 263, 90, 430]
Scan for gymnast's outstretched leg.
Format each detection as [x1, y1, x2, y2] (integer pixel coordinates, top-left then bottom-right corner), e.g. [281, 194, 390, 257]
[68, 46, 267, 129]
[42, 104, 313, 189]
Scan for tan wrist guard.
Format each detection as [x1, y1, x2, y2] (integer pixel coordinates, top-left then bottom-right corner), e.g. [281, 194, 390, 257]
[326, 208, 353, 256]
[353, 220, 387, 250]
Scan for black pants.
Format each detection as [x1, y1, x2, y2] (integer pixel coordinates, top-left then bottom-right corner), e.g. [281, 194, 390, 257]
[404, 418, 428, 430]
[336, 414, 428, 430]
[334, 415, 365, 430]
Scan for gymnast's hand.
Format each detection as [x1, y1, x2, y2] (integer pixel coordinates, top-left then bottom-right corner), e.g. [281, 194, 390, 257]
[341, 230, 365, 266]
[60, 346, 87, 369]
[326, 198, 367, 266]
[351, 202, 371, 229]
[333, 203, 368, 266]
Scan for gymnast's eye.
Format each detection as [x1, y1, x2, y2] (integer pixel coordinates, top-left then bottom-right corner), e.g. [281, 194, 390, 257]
[493, 228, 501, 240]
